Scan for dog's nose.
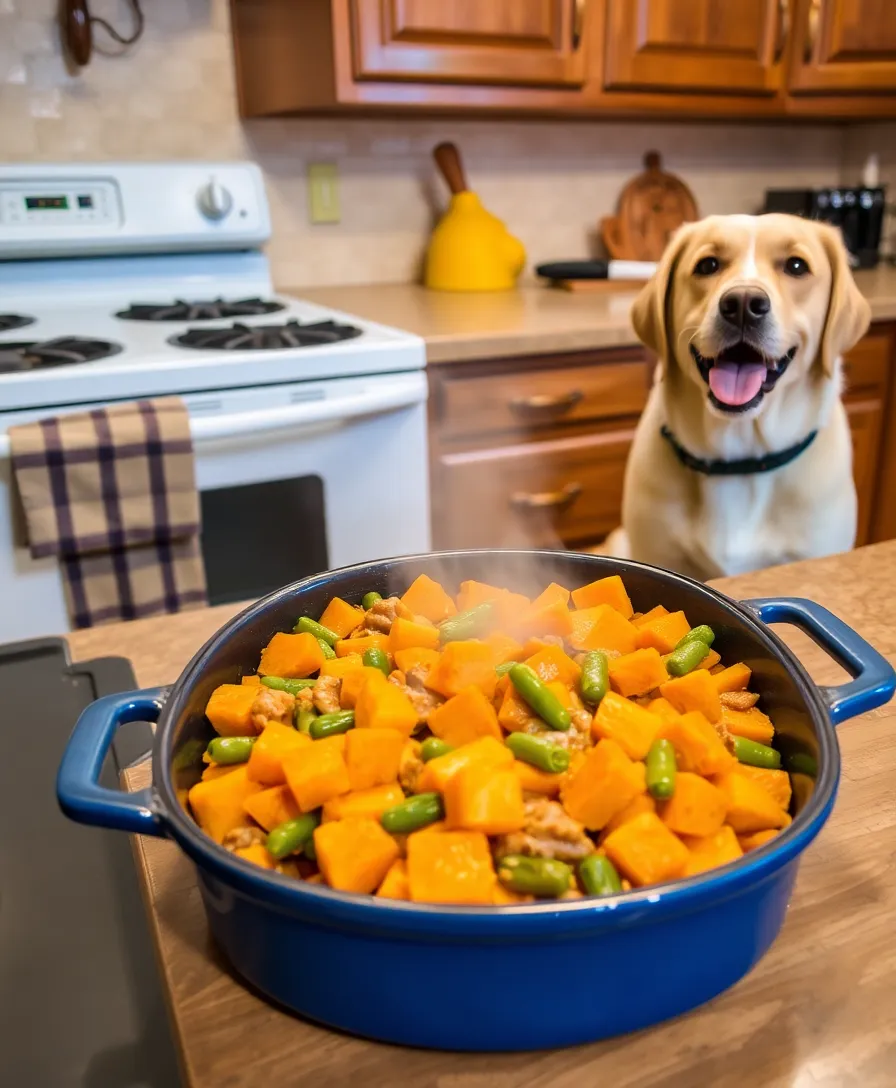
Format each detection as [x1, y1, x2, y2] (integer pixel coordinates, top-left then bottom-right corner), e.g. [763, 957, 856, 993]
[718, 288, 771, 329]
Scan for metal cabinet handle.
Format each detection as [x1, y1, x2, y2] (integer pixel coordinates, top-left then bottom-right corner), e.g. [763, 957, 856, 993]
[510, 482, 582, 512]
[775, 0, 790, 61]
[572, 0, 586, 49]
[508, 390, 584, 416]
[804, 0, 821, 62]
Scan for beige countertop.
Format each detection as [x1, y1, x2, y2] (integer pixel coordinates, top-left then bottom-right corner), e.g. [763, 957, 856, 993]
[67, 541, 896, 1087]
[297, 265, 896, 365]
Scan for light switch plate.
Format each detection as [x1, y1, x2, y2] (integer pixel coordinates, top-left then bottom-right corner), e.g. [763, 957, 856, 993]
[308, 163, 340, 224]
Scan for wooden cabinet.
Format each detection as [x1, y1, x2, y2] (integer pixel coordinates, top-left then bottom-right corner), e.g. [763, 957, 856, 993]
[788, 0, 896, 94]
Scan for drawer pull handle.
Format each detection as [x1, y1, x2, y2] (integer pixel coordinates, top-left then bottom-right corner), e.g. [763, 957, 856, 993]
[509, 390, 583, 416]
[510, 482, 583, 512]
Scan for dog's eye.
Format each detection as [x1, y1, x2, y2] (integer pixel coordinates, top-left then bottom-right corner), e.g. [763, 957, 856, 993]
[784, 256, 810, 277]
[694, 256, 720, 277]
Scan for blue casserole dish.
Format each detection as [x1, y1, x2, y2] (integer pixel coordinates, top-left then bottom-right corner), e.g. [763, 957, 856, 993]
[57, 551, 895, 1051]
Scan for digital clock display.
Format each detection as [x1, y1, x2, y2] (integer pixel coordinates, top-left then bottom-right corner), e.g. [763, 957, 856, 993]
[25, 195, 69, 210]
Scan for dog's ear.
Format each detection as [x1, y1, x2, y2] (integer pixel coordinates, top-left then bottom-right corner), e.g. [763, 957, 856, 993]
[818, 223, 871, 377]
[630, 223, 696, 367]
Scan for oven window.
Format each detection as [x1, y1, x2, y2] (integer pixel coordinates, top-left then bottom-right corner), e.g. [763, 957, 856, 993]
[200, 476, 329, 606]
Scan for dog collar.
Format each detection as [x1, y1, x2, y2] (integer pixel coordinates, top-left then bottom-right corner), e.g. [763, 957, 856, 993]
[660, 425, 818, 476]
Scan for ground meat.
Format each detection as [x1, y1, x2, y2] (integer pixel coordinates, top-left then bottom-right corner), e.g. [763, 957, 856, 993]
[719, 690, 760, 711]
[405, 665, 431, 691]
[547, 709, 594, 753]
[389, 671, 444, 723]
[494, 799, 593, 862]
[713, 716, 735, 753]
[361, 596, 412, 634]
[312, 674, 342, 715]
[250, 687, 295, 730]
[295, 687, 314, 710]
[398, 741, 424, 793]
[222, 826, 266, 851]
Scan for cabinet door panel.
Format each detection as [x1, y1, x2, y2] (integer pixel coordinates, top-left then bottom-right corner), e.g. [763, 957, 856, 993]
[790, 0, 896, 92]
[846, 397, 883, 547]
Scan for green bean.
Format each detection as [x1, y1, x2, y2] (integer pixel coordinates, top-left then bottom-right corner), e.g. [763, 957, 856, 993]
[733, 735, 782, 770]
[420, 737, 454, 762]
[439, 602, 494, 643]
[785, 751, 818, 778]
[363, 647, 391, 676]
[317, 636, 336, 661]
[645, 738, 677, 799]
[261, 676, 316, 695]
[303, 836, 317, 862]
[578, 855, 623, 897]
[266, 812, 321, 860]
[495, 659, 520, 677]
[295, 706, 318, 734]
[361, 591, 383, 610]
[381, 792, 444, 834]
[665, 639, 710, 677]
[505, 732, 570, 773]
[293, 615, 340, 646]
[309, 709, 355, 740]
[674, 624, 715, 650]
[497, 855, 572, 899]
[206, 736, 256, 764]
[579, 650, 609, 705]
[508, 663, 571, 732]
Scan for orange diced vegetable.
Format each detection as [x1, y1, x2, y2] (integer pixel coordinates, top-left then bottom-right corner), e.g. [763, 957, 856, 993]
[201, 763, 240, 782]
[660, 669, 722, 722]
[243, 784, 301, 831]
[340, 665, 386, 709]
[355, 673, 418, 736]
[456, 580, 506, 611]
[318, 596, 364, 638]
[205, 684, 260, 737]
[406, 830, 496, 904]
[632, 605, 669, 628]
[659, 772, 727, 837]
[400, 574, 457, 623]
[426, 640, 497, 699]
[722, 706, 774, 744]
[733, 765, 792, 810]
[258, 632, 326, 679]
[592, 691, 661, 760]
[344, 727, 405, 790]
[561, 739, 646, 831]
[528, 582, 571, 610]
[658, 711, 735, 776]
[376, 858, 410, 900]
[336, 633, 388, 658]
[570, 574, 633, 618]
[443, 763, 525, 835]
[522, 597, 574, 639]
[571, 604, 638, 654]
[416, 736, 513, 794]
[428, 685, 502, 747]
[603, 811, 689, 887]
[523, 644, 581, 687]
[600, 792, 657, 838]
[695, 649, 722, 671]
[682, 825, 743, 876]
[241, 674, 262, 686]
[497, 682, 537, 732]
[283, 740, 351, 813]
[246, 721, 311, 786]
[492, 882, 533, 905]
[713, 772, 791, 833]
[233, 843, 279, 870]
[393, 647, 441, 675]
[737, 828, 780, 852]
[608, 647, 668, 698]
[513, 760, 563, 797]
[322, 783, 405, 822]
[635, 610, 691, 654]
[389, 616, 441, 654]
[314, 817, 400, 894]
[188, 766, 264, 844]
[320, 654, 364, 678]
[486, 632, 524, 665]
[646, 696, 679, 723]
[712, 663, 752, 693]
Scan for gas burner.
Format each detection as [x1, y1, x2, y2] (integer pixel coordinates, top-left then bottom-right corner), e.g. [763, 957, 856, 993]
[0, 314, 35, 333]
[170, 320, 363, 352]
[0, 337, 123, 374]
[115, 297, 286, 322]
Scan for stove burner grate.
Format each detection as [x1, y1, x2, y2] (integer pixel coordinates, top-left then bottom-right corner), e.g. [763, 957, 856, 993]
[0, 314, 36, 333]
[170, 320, 363, 351]
[116, 298, 286, 322]
[0, 337, 123, 374]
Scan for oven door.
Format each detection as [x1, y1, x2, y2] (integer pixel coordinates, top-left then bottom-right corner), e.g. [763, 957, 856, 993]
[0, 370, 430, 638]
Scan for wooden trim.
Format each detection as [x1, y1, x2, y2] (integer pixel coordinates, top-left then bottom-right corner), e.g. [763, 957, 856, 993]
[867, 324, 896, 543]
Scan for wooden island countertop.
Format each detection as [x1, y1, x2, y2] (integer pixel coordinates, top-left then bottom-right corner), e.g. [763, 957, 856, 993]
[66, 542, 896, 1088]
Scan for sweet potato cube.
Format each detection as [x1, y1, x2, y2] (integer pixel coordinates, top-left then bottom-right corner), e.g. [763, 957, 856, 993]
[712, 663, 752, 693]
[660, 670, 722, 722]
[314, 817, 399, 894]
[658, 711, 734, 776]
[188, 766, 264, 844]
[416, 736, 513, 793]
[428, 685, 502, 747]
[241, 674, 262, 686]
[389, 616, 441, 654]
[722, 706, 774, 744]
[233, 843, 279, 870]
[570, 574, 633, 618]
[600, 792, 657, 839]
[426, 640, 497, 700]
[513, 760, 562, 797]
[393, 647, 441, 675]
[444, 764, 525, 835]
[205, 684, 259, 737]
[344, 727, 405, 790]
[400, 574, 457, 623]
[335, 633, 388, 658]
[246, 722, 311, 786]
[572, 604, 638, 654]
[524, 644, 581, 687]
[561, 738, 646, 831]
[258, 632, 325, 679]
[522, 598, 574, 639]
[456, 580, 506, 611]
[682, 825, 743, 876]
[340, 665, 387, 709]
[659, 772, 727, 837]
[737, 828, 780, 852]
[608, 647, 669, 698]
[592, 691, 661, 760]
[603, 811, 689, 887]
[318, 596, 364, 638]
[695, 649, 722, 671]
[486, 632, 524, 665]
[733, 765, 791, 810]
[243, 784, 301, 832]
[529, 582, 571, 610]
[406, 829, 496, 904]
[283, 740, 351, 812]
[355, 673, 418, 736]
[713, 772, 791, 833]
[201, 764, 240, 782]
[322, 783, 405, 822]
[646, 696, 679, 723]
[320, 654, 363, 678]
[632, 605, 669, 628]
[497, 683, 536, 732]
[376, 858, 410, 900]
[635, 610, 691, 654]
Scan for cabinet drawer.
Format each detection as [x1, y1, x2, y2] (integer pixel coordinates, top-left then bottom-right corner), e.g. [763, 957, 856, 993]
[435, 353, 650, 441]
[434, 427, 634, 550]
[843, 334, 891, 396]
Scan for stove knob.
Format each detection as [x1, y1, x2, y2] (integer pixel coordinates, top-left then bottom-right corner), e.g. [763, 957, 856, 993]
[196, 180, 233, 222]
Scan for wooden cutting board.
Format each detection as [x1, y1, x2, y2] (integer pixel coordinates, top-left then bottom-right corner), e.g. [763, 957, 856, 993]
[601, 151, 699, 262]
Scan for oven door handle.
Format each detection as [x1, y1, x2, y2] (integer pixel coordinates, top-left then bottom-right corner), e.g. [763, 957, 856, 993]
[0, 380, 427, 458]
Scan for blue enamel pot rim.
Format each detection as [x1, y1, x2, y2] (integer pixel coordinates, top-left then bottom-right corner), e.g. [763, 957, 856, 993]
[152, 549, 840, 940]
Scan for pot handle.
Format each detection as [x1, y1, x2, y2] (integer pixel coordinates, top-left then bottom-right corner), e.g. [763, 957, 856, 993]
[57, 688, 167, 837]
[745, 597, 895, 726]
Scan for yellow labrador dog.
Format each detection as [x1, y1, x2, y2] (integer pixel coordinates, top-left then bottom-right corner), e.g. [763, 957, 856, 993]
[615, 213, 870, 581]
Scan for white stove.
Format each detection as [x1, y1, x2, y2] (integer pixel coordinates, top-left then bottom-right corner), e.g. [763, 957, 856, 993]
[0, 162, 430, 640]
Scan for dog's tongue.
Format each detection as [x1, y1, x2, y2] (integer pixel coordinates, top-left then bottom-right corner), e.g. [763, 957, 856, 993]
[708, 362, 766, 406]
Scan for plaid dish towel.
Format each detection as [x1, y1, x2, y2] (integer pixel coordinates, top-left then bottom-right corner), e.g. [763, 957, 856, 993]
[9, 397, 208, 628]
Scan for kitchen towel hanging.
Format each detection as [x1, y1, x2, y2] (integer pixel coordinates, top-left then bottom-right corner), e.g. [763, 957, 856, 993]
[9, 397, 208, 628]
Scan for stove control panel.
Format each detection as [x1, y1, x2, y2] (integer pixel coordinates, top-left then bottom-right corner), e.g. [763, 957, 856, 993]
[0, 180, 120, 228]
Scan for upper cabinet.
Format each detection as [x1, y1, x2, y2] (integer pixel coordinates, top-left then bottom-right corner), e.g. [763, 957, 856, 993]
[603, 0, 783, 97]
[231, 0, 896, 118]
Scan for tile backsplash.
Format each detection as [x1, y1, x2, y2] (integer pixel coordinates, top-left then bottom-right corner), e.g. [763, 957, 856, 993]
[0, 0, 873, 288]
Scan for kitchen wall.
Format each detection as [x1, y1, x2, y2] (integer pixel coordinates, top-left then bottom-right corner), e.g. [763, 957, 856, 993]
[2, 0, 856, 288]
